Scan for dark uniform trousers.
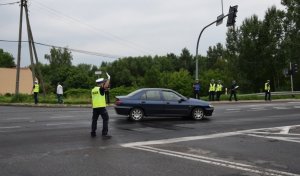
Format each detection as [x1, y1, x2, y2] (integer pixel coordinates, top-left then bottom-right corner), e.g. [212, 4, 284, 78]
[265, 91, 271, 101]
[229, 90, 237, 101]
[34, 92, 38, 104]
[91, 107, 109, 135]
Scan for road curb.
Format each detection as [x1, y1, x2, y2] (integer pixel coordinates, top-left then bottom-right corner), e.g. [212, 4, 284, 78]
[210, 99, 300, 105]
[0, 99, 299, 108]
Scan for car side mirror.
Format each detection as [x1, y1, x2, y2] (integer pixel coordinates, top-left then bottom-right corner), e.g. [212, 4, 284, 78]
[178, 98, 185, 103]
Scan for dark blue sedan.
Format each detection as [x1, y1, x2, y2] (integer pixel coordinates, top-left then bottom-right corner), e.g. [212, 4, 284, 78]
[114, 88, 214, 121]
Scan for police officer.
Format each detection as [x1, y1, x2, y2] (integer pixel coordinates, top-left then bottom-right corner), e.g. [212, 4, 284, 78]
[31, 80, 39, 104]
[229, 80, 238, 101]
[193, 79, 201, 99]
[264, 80, 271, 101]
[216, 80, 223, 101]
[208, 79, 216, 101]
[91, 72, 111, 138]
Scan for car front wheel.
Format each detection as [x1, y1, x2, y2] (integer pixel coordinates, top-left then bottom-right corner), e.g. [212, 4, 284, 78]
[191, 107, 204, 120]
[129, 108, 144, 121]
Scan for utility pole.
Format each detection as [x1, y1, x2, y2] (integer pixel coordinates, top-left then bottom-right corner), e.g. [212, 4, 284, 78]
[24, 0, 46, 96]
[24, 0, 36, 81]
[15, 0, 24, 96]
[15, 0, 46, 97]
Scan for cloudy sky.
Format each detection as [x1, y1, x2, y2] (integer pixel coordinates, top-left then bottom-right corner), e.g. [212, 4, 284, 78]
[0, 0, 284, 67]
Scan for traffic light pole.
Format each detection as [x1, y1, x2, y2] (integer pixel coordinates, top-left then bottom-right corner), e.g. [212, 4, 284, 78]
[195, 13, 229, 80]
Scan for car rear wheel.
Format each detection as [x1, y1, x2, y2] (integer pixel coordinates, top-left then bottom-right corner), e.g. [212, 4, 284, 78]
[129, 108, 144, 121]
[191, 107, 204, 120]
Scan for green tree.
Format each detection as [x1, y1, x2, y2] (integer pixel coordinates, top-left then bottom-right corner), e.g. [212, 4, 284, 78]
[260, 7, 285, 91]
[44, 47, 72, 69]
[144, 65, 160, 88]
[43, 47, 73, 90]
[65, 66, 91, 89]
[206, 43, 225, 69]
[160, 69, 193, 96]
[0, 49, 15, 68]
[281, 0, 300, 90]
[178, 48, 194, 74]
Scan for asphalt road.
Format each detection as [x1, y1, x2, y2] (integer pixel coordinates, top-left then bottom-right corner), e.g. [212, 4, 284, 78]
[0, 101, 300, 176]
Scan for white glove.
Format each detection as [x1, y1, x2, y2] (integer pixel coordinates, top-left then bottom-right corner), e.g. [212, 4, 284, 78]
[106, 72, 111, 80]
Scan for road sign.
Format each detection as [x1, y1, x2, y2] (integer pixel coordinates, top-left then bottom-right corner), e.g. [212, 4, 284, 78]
[95, 71, 102, 75]
[216, 14, 224, 26]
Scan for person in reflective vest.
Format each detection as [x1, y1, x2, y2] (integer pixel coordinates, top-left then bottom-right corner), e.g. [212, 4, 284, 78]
[216, 80, 223, 101]
[264, 80, 271, 101]
[91, 72, 111, 138]
[208, 79, 216, 101]
[31, 80, 39, 104]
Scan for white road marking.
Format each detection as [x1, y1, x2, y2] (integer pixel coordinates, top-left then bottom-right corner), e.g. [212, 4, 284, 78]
[122, 125, 300, 147]
[288, 102, 300, 104]
[294, 106, 300, 109]
[45, 122, 90, 126]
[130, 146, 300, 176]
[247, 132, 300, 136]
[279, 126, 291, 134]
[274, 107, 290, 110]
[122, 125, 300, 176]
[4, 117, 31, 120]
[46, 122, 75, 126]
[50, 116, 74, 119]
[245, 134, 300, 144]
[121, 131, 240, 147]
[0, 126, 21, 129]
[226, 108, 241, 111]
[248, 107, 267, 111]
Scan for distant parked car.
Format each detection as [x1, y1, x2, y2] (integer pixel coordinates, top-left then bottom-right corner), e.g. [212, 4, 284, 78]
[114, 88, 214, 121]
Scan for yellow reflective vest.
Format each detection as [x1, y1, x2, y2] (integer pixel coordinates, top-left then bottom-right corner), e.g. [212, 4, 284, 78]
[91, 87, 106, 108]
[33, 84, 39, 93]
[216, 84, 223, 92]
[209, 83, 216, 92]
[265, 83, 270, 91]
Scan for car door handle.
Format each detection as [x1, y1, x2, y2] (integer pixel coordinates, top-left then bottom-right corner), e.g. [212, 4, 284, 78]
[141, 101, 146, 104]
[166, 102, 170, 104]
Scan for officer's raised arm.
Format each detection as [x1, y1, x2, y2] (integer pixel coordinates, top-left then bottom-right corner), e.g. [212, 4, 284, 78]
[104, 72, 110, 89]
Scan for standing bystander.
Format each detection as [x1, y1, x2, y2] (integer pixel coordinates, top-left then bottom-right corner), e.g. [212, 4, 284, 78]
[56, 82, 63, 104]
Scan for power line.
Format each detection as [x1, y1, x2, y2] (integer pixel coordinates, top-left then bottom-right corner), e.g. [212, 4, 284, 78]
[0, 1, 19, 5]
[0, 39, 122, 59]
[30, 0, 153, 55]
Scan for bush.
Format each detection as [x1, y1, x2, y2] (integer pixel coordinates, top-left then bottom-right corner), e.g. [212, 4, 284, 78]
[64, 88, 90, 98]
[11, 94, 32, 103]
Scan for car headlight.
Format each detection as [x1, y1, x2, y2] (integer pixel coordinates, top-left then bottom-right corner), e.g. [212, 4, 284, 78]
[209, 104, 214, 108]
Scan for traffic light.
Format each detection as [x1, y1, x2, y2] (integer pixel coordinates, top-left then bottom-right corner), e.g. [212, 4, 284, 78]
[226, 5, 238, 27]
[292, 63, 298, 75]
